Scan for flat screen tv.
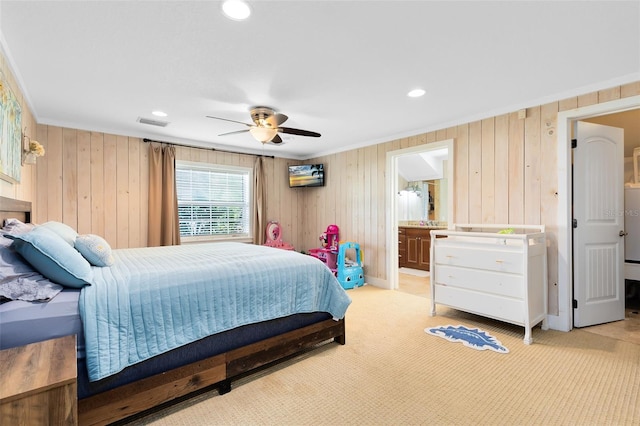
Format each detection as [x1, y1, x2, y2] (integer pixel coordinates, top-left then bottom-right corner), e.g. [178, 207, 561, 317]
[288, 164, 325, 188]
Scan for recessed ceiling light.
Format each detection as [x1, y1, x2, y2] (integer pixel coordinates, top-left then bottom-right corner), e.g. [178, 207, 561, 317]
[407, 89, 426, 98]
[152, 111, 168, 117]
[222, 0, 251, 21]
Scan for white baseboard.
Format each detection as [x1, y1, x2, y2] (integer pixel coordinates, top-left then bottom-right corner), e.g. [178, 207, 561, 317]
[364, 275, 388, 289]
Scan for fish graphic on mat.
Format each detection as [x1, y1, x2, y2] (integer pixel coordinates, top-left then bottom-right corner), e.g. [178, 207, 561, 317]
[425, 325, 509, 353]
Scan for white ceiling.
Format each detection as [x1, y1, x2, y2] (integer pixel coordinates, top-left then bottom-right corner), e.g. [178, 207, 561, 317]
[398, 148, 448, 182]
[1, 1, 638, 160]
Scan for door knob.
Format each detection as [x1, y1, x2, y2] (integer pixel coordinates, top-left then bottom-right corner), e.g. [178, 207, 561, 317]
[619, 230, 628, 237]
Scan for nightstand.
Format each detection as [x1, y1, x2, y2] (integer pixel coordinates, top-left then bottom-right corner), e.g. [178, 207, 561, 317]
[0, 335, 77, 425]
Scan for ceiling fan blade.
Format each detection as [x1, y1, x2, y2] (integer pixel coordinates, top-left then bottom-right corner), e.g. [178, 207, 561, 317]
[269, 134, 283, 144]
[206, 116, 252, 127]
[218, 129, 251, 137]
[265, 113, 288, 127]
[278, 127, 321, 138]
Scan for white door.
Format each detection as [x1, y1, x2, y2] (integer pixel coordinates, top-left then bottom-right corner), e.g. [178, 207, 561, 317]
[573, 121, 625, 327]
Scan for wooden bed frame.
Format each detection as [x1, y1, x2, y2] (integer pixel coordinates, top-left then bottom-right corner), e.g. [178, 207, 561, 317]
[0, 196, 347, 426]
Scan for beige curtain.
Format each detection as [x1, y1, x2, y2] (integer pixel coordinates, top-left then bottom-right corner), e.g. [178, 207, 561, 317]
[253, 156, 266, 245]
[148, 143, 181, 246]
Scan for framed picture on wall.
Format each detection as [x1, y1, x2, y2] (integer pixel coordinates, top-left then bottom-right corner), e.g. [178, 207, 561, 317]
[0, 70, 22, 183]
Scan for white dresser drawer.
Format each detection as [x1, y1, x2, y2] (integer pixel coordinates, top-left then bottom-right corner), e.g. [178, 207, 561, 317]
[434, 265, 524, 299]
[434, 284, 526, 325]
[434, 245, 523, 274]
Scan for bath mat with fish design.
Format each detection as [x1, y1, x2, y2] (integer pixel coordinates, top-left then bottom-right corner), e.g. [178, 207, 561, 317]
[425, 325, 509, 353]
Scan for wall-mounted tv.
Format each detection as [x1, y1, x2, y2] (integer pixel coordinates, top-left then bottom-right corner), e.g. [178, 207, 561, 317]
[288, 164, 325, 188]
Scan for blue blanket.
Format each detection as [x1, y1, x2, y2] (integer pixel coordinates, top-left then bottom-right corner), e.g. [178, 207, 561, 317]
[79, 242, 351, 381]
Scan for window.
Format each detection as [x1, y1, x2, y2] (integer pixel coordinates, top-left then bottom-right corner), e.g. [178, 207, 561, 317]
[176, 161, 252, 240]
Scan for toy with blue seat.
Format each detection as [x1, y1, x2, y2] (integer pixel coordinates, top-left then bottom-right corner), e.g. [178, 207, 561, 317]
[337, 242, 365, 290]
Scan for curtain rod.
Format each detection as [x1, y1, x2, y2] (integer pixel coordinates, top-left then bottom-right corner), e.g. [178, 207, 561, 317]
[142, 138, 275, 159]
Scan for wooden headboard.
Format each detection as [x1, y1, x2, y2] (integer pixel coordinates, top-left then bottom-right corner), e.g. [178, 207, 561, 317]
[0, 196, 32, 225]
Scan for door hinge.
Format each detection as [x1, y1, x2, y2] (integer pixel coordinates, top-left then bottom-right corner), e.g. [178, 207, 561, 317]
[572, 219, 577, 228]
[571, 139, 577, 149]
[573, 299, 578, 309]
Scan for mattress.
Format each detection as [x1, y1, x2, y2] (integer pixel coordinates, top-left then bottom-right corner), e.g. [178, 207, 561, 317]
[80, 242, 351, 381]
[0, 289, 84, 356]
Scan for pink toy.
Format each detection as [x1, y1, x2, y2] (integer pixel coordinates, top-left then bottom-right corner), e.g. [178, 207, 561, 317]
[319, 232, 328, 248]
[263, 221, 294, 250]
[326, 224, 339, 250]
[309, 225, 340, 274]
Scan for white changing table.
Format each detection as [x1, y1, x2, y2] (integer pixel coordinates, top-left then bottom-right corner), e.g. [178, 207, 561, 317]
[430, 224, 548, 344]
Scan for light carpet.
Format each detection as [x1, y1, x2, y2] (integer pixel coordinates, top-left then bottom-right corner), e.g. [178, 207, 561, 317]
[125, 285, 640, 426]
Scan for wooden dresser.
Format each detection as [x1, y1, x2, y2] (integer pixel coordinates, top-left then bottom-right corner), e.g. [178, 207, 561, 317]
[0, 335, 77, 425]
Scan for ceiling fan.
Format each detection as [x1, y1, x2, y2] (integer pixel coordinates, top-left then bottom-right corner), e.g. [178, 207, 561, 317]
[207, 106, 321, 144]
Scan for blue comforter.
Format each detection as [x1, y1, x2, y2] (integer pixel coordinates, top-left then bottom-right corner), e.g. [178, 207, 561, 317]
[79, 242, 351, 381]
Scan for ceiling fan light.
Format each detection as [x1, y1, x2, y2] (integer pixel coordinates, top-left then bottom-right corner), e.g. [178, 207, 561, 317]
[249, 126, 278, 143]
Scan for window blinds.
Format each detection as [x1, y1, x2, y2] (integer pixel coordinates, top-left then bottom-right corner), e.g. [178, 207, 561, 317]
[176, 163, 251, 238]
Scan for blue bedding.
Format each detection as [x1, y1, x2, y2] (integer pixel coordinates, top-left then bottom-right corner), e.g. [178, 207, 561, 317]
[79, 242, 351, 382]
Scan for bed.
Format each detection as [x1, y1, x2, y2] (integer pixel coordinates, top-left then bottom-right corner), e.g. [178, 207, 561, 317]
[0, 196, 350, 425]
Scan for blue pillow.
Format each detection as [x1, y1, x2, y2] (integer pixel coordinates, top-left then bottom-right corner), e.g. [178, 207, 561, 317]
[7, 227, 92, 288]
[40, 221, 79, 247]
[75, 234, 115, 267]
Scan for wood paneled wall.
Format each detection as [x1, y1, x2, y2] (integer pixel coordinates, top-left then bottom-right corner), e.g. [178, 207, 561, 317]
[30, 132, 302, 250]
[304, 81, 640, 314]
[32, 128, 149, 249]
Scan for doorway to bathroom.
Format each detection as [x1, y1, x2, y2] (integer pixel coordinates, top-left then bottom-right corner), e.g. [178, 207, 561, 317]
[386, 139, 454, 291]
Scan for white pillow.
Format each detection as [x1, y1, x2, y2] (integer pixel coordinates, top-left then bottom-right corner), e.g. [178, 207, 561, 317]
[75, 234, 115, 267]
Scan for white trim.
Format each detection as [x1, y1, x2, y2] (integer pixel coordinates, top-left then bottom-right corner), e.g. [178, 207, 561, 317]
[364, 276, 387, 289]
[554, 95, 640, 332]
[386, 140, 455, 291]
[625, 263, 640, 281]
